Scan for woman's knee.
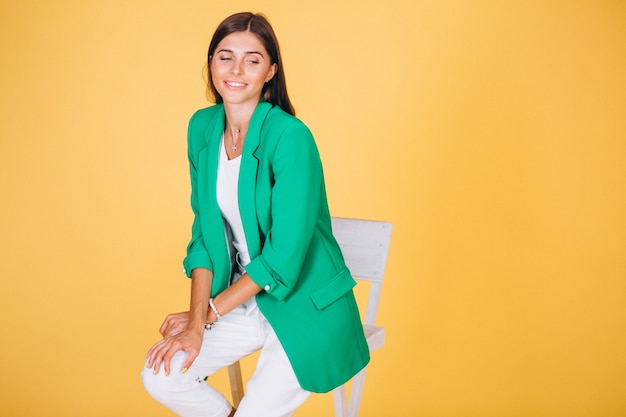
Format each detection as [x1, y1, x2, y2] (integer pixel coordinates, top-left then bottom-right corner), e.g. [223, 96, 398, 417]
[142, 365, 173, 403]
[141, 360, 234, 417]
[141, 355, 190, 402]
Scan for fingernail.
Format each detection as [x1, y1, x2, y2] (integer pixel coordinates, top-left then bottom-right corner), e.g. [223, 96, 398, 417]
[165, 371, 170, 376]
[181, 367, 188, 374]
[152, 369, 157, 375]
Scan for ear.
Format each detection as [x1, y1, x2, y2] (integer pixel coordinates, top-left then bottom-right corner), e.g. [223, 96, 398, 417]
[265, 63, 278, 83]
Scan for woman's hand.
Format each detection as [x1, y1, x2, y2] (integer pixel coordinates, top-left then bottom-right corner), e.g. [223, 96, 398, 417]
[159, 311, 190, 338]
[145, 326, 203, 376]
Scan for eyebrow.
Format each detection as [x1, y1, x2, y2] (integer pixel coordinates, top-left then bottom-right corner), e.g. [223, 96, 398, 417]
[217, 48, 265, 57]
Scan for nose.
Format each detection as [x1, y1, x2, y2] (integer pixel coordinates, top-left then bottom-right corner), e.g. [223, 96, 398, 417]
[232, 59, 244, 75]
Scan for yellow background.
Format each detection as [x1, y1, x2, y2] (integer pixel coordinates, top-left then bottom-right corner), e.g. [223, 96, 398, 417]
[1, 1, 625, 416]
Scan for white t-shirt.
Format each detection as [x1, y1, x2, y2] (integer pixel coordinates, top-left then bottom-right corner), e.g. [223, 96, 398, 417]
[216, 136, 251, 270]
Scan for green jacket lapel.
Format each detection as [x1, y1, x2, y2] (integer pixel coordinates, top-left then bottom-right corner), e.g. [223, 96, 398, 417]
[239, 101, 272, 259]
[200, 105, 231, 292]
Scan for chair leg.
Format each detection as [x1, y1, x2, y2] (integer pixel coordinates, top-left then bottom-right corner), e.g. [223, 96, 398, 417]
[332, 384, 348, 417]
[227, 361, 244, 408]
[347, 367, 368, 417]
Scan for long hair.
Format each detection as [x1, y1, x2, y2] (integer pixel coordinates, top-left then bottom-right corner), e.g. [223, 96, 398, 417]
[206, 12, 295, 116]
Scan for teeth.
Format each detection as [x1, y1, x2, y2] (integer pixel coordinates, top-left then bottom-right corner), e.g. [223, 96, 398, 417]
[227, 81, 245, 87]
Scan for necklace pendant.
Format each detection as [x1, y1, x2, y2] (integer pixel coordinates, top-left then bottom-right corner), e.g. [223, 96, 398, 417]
[232, 144, 237, 153]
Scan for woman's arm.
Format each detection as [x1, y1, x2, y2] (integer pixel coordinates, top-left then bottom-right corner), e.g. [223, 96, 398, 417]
[155, 272, 262, 340]
[206, 273, 262, 323]
[183, 111, 214, 276]
[245, 121, 323, 300]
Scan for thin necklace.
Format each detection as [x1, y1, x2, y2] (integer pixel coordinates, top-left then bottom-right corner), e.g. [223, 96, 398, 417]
[231, 129, 241, 153]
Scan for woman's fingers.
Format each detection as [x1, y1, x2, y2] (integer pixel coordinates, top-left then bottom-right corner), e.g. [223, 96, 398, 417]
[159, 311, 190, 337]
[162, 321, 186, 338]
[145, 337, 176, 374]
[181, 344, 201, 373]
[145, 330, 203, 376]
[145, 340, 165, 372]
[164, 332, 202, 375]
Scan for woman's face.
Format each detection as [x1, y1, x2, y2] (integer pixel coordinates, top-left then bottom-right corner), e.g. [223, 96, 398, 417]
[210, 31, 277, 108]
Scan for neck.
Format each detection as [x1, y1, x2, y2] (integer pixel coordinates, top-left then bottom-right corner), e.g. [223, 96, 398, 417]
[223, 101, 256, 133]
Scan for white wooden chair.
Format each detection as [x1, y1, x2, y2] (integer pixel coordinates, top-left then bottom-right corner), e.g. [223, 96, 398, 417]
[227, 217, 392, 416]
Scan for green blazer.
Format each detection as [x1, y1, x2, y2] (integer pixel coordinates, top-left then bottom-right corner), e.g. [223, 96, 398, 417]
[181, 101, 370, 393]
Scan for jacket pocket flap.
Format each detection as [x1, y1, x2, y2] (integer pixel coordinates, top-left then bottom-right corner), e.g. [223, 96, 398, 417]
[310, 268, 356, 310]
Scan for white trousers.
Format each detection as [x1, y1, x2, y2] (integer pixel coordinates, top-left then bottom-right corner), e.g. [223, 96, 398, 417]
[142, 300, 311, 417]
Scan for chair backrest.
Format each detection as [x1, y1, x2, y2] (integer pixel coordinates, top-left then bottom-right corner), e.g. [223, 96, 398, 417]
[331, 217, 392, 326]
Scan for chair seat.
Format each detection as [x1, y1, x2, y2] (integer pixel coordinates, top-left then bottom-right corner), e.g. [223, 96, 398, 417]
[364, 324, 385, 353]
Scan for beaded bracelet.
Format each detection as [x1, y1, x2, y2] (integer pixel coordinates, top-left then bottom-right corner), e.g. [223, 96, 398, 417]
[204, 298, 222, 330]
[209, 297, 222, 321]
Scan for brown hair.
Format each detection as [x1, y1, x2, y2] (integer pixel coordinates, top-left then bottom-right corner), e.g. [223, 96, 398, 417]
[206, 12, 295, 116]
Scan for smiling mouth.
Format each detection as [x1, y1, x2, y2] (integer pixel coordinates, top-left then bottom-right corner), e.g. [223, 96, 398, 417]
[226, 81, 246, 88]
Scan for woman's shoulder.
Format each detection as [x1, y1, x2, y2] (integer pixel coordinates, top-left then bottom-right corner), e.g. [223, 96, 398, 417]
[264, 105, 312, 138]
[186, 104, 224, 155]
[266, 104, 303, 126]
[189, 104, 224, 126]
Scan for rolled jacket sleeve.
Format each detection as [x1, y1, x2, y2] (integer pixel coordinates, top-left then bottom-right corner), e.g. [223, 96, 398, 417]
[182, 227, 212, 278]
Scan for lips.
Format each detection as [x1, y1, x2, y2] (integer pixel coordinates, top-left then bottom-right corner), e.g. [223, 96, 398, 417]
[225, 81, 246, 88]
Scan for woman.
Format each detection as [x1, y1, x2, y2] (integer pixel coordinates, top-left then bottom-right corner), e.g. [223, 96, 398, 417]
[142, 12, 369, 417]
